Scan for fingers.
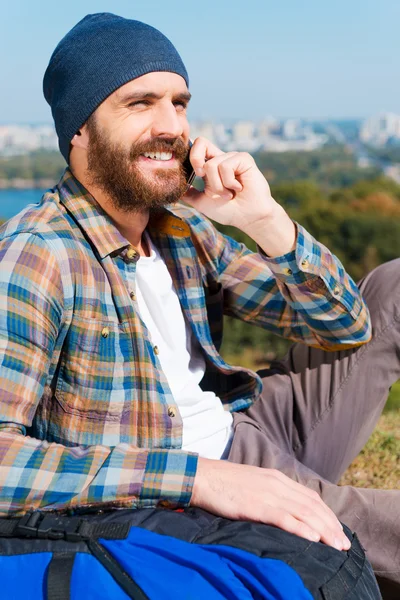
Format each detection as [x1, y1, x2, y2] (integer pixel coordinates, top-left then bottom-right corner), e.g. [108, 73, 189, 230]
[201, 154, 245, 199]
[218, 158, 244, 194]
[264, 471, 350, 551]
[189, 137, 225, 177]
[270, 470, 343, 530]
[189, 138, 246, 197]
[260, 507, 321, 544]
[278, 497, 348, 550]
[203, 157, 234, 199]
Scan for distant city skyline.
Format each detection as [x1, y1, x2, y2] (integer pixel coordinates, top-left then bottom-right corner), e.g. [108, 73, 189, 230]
[1, 0, 399, 123]
[2, 113, 399, 157]
[0, 116, 368, 126]
[2, 113, 400, 186]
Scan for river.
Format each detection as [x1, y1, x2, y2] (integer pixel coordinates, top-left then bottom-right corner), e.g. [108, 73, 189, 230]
[0, 189, 45, 221]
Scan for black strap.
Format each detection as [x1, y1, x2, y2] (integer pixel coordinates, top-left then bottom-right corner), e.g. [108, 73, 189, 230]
[47, 552, 75, 600]
[0, 512, 148, 600]
[87, 539, 149, 600]
[0, 519, 15, 536]
[0, 512, 130, 542]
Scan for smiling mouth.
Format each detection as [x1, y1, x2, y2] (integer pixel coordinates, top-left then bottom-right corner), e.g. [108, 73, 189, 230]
[141, 151, 174, 161]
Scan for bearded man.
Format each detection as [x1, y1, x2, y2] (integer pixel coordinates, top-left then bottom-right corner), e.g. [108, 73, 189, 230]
[0, 13, 398, 597]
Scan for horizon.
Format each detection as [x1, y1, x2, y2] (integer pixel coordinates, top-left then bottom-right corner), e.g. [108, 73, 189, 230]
[0, 116, 384, 127]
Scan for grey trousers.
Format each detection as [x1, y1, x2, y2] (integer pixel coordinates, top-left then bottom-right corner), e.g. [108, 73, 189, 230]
[227, 258, 400, 598]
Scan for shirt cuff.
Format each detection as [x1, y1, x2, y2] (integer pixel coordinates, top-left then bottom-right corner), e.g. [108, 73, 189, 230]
[138, 449, 198, 509]
[258, 222, 323, 284]
[258, 222, 362, 317]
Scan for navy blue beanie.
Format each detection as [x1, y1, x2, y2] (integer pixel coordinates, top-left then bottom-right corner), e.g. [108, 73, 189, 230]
[43, 13, 189, 162]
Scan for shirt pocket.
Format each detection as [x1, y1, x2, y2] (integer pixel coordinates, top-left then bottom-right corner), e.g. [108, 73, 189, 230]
[54, 315, 132, 424]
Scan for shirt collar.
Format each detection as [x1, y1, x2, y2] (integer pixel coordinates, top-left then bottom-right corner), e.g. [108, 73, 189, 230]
[56, 168, 191, 260]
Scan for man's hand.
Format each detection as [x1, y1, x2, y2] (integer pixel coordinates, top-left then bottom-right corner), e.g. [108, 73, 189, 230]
[183, 137, 297, 257]
[191, 458, 351, 552]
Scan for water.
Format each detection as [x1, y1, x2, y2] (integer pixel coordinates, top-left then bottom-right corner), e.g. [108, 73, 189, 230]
[0, 189, 45, 221]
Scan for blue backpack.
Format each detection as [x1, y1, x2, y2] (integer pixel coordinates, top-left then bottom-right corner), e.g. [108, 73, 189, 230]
[0, 507, 381, 599]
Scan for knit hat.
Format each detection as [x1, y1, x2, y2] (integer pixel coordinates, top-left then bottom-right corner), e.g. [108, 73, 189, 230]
[43, 13, 189, 162]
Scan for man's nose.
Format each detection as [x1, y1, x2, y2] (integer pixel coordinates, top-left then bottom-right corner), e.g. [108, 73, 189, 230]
[151, 102, 185, 139]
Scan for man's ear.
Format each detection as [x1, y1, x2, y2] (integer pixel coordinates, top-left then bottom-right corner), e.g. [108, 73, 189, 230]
[71, 124, 90, 150]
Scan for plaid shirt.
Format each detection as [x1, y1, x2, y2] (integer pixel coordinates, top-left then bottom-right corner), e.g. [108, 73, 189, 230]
[0, 169, 371, 516]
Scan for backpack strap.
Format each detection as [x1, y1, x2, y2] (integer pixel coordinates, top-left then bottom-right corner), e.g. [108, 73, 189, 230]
[0, 511, 149, 600]
[0, 511, 130, 542]
[47, 552, 76, 600]
[87, 538, 149, 600]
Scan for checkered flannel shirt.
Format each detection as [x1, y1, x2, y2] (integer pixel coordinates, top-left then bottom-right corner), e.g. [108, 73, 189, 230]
[0, 168, 371, 516]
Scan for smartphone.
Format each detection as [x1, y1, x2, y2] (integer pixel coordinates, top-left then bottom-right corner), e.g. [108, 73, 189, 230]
[183, 139, 196, 188]
[183, 139, 205, 192]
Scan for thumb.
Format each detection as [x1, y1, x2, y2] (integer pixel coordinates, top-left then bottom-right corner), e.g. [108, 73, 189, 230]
[182, 186, 207, 210]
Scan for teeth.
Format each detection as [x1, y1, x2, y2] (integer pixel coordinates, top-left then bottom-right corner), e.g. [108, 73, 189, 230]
[143, 152, 173, 161]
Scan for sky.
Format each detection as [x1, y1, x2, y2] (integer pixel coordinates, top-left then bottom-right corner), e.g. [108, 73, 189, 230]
[1, 0, 399, 124]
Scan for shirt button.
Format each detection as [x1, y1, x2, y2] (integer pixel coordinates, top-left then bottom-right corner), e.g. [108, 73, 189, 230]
[153, 345, 159, 355]
[333, 285, 341, 296]
[101, 326, 109, 338]
[283, 268, 292, 276]
[130, 291, 136, 301]
[301, 259, 309, 268]
[167, 406, 176, 418]
[126, 247, 138, 260]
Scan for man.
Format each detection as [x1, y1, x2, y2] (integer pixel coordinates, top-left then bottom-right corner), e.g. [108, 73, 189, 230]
[0, 12, 398, 595]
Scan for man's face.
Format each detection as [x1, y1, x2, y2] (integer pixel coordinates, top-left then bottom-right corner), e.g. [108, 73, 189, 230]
[85, 72, 192, 213]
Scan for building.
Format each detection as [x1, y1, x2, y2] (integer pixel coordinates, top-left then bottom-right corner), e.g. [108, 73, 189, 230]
[360, 113, 400, 146]
[0, 125, 58, 156]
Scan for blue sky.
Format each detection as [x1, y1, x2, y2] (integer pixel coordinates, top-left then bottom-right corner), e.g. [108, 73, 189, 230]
[1, 0, 399, 123]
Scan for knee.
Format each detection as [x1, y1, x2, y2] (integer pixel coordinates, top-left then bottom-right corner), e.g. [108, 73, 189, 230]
[359, 258, 400, 323]
[368, 258, 400, 284]
[364, 258, 400, 294]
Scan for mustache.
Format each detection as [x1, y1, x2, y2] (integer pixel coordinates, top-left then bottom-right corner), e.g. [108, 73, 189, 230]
[129, 138, 189, 162]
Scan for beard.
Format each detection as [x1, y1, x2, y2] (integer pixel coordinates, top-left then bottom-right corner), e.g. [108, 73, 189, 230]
[85, 115, 190, 213]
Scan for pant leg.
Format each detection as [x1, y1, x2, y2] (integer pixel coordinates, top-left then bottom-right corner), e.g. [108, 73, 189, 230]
[255, 257, 400, 483]
[229, 259, 400, 596]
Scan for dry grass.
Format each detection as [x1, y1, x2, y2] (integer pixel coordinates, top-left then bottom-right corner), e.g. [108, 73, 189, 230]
[340, 410, 400, 489]
[340, 381, 399, 489]
[339, 408, 400, 489]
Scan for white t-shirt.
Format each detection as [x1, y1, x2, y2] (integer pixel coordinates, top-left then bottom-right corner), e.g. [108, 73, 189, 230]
[129, 233, 233, 459]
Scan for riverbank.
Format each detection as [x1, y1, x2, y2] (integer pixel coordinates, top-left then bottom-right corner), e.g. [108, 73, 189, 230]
[0, 178, 55, 190]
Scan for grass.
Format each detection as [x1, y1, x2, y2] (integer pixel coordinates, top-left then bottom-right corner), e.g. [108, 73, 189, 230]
[224, 350, 400, 490]
[339, 381, 400, 489]
[339, 411, 400, 488]
[384, 379, 400, 413]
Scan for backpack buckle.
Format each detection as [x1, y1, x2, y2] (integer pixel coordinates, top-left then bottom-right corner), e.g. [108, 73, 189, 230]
[14, 511, 87, 542]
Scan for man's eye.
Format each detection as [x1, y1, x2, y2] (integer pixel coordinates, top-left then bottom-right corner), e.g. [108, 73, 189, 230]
[128, 101, 149, 108]
[174, 102, 187, 111]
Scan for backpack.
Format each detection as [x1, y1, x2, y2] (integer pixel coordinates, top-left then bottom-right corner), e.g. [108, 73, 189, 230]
[0, 507, 381, 599]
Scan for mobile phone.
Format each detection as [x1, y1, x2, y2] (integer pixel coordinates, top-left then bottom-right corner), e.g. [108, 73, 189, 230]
[183, 140, 205, 192]
[183, 139, 196, 188]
